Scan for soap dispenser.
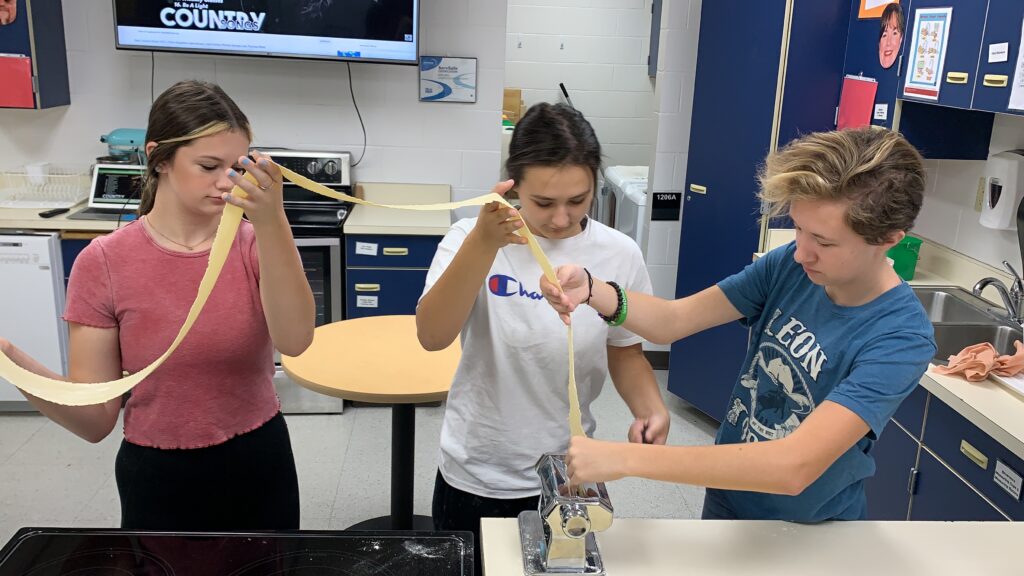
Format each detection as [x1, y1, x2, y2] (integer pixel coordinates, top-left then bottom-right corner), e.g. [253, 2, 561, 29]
[981, 150, 1024, 230]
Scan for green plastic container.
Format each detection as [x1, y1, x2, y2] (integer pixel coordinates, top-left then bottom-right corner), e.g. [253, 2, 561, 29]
[887, 235, 922, 281]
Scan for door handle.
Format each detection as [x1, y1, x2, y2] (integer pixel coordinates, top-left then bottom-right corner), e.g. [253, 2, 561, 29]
[689, 184, 707, 195]
[382, 247, 409, 256]
[906, 466, 919, 495]
[354, 284, 381, 292]
[983, 75, 1008, 88]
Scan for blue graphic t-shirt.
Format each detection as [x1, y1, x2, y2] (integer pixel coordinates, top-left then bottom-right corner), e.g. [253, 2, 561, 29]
[709, 242, 936, 522]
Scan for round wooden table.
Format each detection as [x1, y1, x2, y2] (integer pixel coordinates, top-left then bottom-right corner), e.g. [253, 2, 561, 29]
[282, 315, 460, 530]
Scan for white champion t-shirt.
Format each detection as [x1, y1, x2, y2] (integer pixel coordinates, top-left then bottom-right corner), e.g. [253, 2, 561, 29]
[420, 217, 653, 498]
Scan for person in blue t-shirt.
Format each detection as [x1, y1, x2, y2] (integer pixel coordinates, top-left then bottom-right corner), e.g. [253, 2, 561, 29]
[539, 127, 937, 521]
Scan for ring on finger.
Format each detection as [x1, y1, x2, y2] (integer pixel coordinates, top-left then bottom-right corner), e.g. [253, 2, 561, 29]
[258, 183, 270, 191]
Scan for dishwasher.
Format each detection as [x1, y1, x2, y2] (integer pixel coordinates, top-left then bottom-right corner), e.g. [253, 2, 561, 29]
[0, 231, 67, 411]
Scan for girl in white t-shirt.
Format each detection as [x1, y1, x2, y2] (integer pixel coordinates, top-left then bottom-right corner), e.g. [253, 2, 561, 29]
[416, 103, 669, 562]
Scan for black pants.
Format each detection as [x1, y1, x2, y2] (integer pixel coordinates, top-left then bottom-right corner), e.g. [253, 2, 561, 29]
[432, 469, 539, 575]
[115, 412, 300, 531]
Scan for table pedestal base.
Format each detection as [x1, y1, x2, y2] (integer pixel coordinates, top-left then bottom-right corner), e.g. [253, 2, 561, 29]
[348, 514, 435, 531]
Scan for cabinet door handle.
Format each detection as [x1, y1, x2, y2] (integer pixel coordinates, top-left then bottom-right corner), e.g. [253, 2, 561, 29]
[906, 466, 919, 495]
[960, 439, 989, 469]
[945, 71, 969, 84]
[382, 247, 409, 256]
[689, 184, 707, 195]
[983, 74, 1008, 88]
[354, 284, 381, 292]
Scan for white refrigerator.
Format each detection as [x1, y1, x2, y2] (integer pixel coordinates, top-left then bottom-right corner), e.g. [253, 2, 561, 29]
[0, 232, 67, 410]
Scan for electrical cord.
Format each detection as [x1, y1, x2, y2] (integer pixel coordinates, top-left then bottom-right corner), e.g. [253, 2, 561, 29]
[346, 62, 367, 166]
[115, 174, 142, 229]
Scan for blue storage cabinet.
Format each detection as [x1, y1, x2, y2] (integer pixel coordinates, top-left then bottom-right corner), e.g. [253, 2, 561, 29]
[668, 0, 849, 421]
[922, 398, 1024, 520]
[973, 0, 1024, 116]
[900, 0, 988, 110]
[865, 385, 926, 520]
[840, 0, 911, 130]
[911, 448, 1008, 521]
[0, 0, 69, 109]
[864, 420, 919, 520]
[842, 0, 995, 160]
[345, 234, 441, 319]
[866, 384, 1017, 521]
[59, 238, 91, 287]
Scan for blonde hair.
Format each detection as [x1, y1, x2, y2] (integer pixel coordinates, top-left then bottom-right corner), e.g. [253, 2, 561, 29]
[758, 128, 925, 245]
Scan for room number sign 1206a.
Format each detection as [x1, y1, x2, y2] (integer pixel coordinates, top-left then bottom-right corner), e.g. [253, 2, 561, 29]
[652, 192, 681, 221]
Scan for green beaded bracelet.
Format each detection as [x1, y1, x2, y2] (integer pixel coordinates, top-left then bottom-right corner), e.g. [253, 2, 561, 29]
[599, 281, 628, 327]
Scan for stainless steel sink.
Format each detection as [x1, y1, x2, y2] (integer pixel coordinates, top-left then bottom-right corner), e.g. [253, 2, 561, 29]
[932, 324, 1023, 363]
[912, 286, 1022, 363]
[914, 287, 999, 323]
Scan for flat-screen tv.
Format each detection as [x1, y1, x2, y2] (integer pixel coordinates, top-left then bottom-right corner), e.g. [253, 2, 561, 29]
[112, 0, 419, 65]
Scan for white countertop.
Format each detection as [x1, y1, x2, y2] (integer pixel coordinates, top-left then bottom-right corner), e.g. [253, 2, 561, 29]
[482, 518, 1018, 575]
[0, 182, 456, 237]
[0, 203, 119, 233]
[344, 182, 452, 236]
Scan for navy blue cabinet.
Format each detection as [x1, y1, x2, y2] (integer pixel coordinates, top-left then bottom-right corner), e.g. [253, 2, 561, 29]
[345, 234, 440, 319]
[891, 383, 928, 438]
[668, 0, 848, 420]
[346, 268, 430, 318]
[842, 0, 995, 160]
[867, 386, 1019, 521]
[900, 0, 987, 110]
[973, 0, 1024, 116]
[923, 397, 1024, 520]
[865, 421, 919, 520]
[59, 239, 91, 287]
[0, 0, 69, 109]
[910, 448, 1007, 521]
[841, 0, 911, 130]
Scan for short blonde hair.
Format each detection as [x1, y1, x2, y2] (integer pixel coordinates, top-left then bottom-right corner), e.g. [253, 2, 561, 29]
[758, 128, 926, 245]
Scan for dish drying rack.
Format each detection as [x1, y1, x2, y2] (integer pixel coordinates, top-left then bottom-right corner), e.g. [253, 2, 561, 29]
[0, 164, 91, 209]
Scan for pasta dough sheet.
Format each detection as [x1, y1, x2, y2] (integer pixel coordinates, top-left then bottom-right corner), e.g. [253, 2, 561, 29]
[0, 166, 587, 437]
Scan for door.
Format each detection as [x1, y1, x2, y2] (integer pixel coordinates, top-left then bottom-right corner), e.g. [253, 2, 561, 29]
[910, 448, 1007, 520]
[865, 421, 919, 520]
[668, 0, 786, 420]
[295, 238, 342, 327]
[972, 0, 1024, 115]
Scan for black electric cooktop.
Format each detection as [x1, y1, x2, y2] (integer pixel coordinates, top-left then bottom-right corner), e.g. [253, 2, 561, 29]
[0, 528, 473, 576]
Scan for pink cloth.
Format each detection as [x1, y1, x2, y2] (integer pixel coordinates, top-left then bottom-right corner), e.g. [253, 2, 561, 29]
[932, 340, 1024, 382]
[64, 220, 279, 449]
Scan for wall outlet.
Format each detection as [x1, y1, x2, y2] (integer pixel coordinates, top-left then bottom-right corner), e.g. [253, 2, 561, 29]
[975, 177, 985, 212]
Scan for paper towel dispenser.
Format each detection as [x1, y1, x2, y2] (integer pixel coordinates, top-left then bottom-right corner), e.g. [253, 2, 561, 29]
[982, 150, 1024, 230]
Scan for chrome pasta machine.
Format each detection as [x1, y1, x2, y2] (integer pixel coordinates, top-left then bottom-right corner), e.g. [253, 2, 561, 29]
[518, 453, 613, 575]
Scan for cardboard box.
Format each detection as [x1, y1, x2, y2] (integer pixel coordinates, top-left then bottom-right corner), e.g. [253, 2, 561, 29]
[503, 87, 523, 123]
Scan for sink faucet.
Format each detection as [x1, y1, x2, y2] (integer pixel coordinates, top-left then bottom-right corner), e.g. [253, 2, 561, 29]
[973, 261, 1024, 324]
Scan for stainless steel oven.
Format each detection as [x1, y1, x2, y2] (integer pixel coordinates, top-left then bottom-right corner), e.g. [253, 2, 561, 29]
[263, 150, 352, 414]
